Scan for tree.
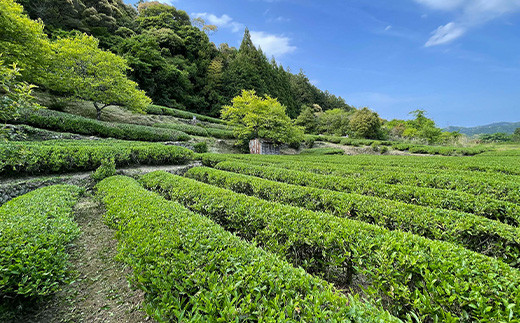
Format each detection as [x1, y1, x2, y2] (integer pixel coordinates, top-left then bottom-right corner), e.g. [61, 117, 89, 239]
[513, 128, 520, 142]
[45, 34, 151, 120]
[221, 90, 304, 146]
[0, 59, 38, 122]
[0, 0, 51, 84]
[317, 108, 351, 136]
[349, 107, 383, 139]
[295, 105, 318, 134]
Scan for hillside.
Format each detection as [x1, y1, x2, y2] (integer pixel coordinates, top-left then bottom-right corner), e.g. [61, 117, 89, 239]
[445, 121, 520, 136]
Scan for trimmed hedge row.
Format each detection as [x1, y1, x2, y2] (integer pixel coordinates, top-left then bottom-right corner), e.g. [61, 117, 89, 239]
[7, 108, 190, 142]
[392, 143, 489, 156]
[154, 123, 235, 139]
[142, 171, 520, 322]
[0, 140, 193, 175]
[233, 157, 520, 205]
[95, 176, 397, 322]
[215, 161, 520, 225]
[186, 167, 520, 267]
[0, 185, 82, 297]
[300, 148, 344, 155]
[145, 105, 226, 124]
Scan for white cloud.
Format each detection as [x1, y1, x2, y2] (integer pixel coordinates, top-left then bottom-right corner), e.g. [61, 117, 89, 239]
[192, 13, 244, 33]
[425, 22, 466, 46]
[414, 0, 520, 46]
[385, 25, 392, 31]
[250, 31, 297, 57]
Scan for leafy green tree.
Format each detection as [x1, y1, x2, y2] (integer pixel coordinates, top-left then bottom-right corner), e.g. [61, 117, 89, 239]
[45, 34, 151, 120]
[295, 105, 318, 134]
[0, 59, 38, 122]
[513, 128, 520, 142]
[0, 0, 51, 83]
[317, 108, 352, 136]
[221, 90, 304, 146]
[349, 107, 383, 139]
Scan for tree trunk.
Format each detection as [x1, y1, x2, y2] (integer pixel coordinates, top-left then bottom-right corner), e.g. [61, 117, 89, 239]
[93, 102, 109, 121]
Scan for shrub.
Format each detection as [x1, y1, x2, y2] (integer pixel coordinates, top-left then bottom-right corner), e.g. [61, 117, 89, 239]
[0, 185, 82, 297]
[5, 108, 190, 142]
[142, 171, 520, 322]
[91, 158, 116, 181]
[300, 148, 344, 155]
[193, 141, 208, 153]
[96, 176, 397, 322]
[0, 140, 194, 175]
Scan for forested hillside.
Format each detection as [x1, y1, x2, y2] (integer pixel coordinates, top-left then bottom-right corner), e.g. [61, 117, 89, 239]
[18, 0, 350, 117]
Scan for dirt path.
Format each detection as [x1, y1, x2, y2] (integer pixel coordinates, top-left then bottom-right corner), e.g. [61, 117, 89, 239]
[18, 196, 155, 323]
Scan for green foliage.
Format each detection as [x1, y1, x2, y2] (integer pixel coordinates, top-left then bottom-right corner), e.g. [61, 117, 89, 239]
[0, 140, 193, 175]
[295, 105, 318, 133]
[0, 0, 51, 83]
[91, 157, 116, 181]
[349, 107, 383, 139]
[188, 166, 520, 267]
[513, 128, 520, 142]
[144, 105, 226, 124]
[193, 141, 208, 153]
[0, 185, 82, 297]
[143, 170, 520, 322]
[300, 148, 344, 155]
[317, 108, 352, 136]
[221, 90, 304, 146]
[392, 143, 488, 156]
[7, 108, 190, 142]
[0, 60, 38, 124]
[153, 122, 234, 139]
[96, 175, 397, 322]
[44, 34, 151, 120]
[215, 160, 520, 225]
[479, 132, 513, 143]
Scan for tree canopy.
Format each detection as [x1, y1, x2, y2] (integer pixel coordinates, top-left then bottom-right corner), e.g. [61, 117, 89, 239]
[17, 0, 352, 118]
[45, 34, 151, 119]
[222, 90, 304, 147]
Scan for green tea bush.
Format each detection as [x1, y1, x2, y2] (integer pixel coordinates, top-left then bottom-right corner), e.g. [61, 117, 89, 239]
[154, 123, 234, 139]
[96, 176, 397, 322]
[187, 166, 520, 267]
[91, 158, 116, 181]
[215, 161, 520, 225]
[0, 185, 82, 297]
[142, 171, 520, 322]
[0, 140, 193, 175]
[7, 108, 190, 142]
[300, 148, 344, 155]
[144, 105, 226, 124]
[193, 141, 208, 154]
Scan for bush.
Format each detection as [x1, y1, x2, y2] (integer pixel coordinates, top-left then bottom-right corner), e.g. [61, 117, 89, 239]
[142, 171, 520, 322]
[0, 140, 194, 175]
[193, 141, 208, 153]
[96, 176, 397, 322]
[300, 148, 344, 155]
[0, 185, 82, 297]
[5, 108, 190, 142]
[188, 166, 520, 267]
[304, 136, 315, 148]
[145, 105, 226, 124]
[214, 161, 520, 225]
[91, 158, 116, 181]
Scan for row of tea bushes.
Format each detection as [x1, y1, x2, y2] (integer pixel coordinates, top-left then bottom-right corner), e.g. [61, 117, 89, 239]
[7, 109, 190, 142]
[142, 171, 520, 322]
[214, 161, 520, 225]
[0, 140, 193, 175]
[95, 176, 397, 322]
[154, 123, 235, 139]
[186, 166, 520, 267]
[144, 105, 226, 124]
[0, 185, 82, 297]
[238, 158, 520, 205]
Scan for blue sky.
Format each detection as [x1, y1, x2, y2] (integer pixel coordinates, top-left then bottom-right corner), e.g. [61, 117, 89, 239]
[126, 0, 520, 127]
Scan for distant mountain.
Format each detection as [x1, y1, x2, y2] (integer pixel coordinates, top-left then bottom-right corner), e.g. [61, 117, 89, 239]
[445, 122, 520, 136]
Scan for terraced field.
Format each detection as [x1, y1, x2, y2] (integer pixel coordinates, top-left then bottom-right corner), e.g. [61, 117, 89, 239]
[3, 148, 520, 322]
